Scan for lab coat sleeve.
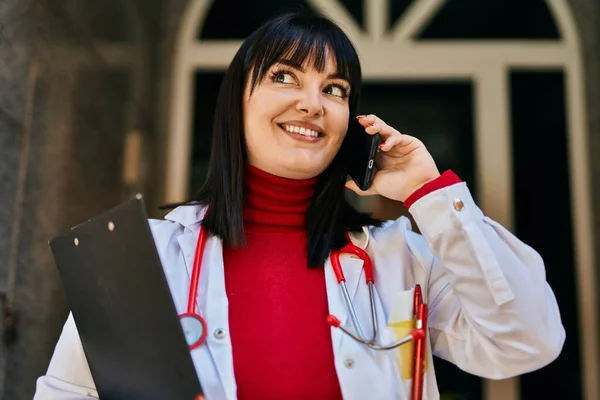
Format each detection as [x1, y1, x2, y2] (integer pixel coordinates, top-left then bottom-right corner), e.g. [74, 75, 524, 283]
[34, 313, 99, 399]
[405, 182, 565, 379]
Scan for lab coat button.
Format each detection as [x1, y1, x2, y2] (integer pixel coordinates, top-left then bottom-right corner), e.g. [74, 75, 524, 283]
[214, 328, 227, 339]
[343, 358, 355, 369]
[453, 199, 464, 211]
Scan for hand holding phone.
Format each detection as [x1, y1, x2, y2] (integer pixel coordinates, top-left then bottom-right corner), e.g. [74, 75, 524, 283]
[346, 113, 441, 202]
[347, 118, 381, 191]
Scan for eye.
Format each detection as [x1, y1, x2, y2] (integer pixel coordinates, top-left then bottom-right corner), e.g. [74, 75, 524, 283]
[324, 84, 349, 98]
[271, 70, 295, 84]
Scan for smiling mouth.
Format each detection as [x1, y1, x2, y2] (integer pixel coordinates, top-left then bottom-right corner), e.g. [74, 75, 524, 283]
[278, 123, 324, 138]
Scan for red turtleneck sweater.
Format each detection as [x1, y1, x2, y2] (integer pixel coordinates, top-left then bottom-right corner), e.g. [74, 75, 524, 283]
[223, 166, 341, 399]
[222, 166, 461, 399]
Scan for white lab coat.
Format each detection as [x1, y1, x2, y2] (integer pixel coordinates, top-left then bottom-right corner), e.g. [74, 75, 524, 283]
[34, 182, 565, 399]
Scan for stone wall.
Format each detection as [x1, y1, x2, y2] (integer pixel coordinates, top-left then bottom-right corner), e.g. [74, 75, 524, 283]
[0, 1, 164, 398]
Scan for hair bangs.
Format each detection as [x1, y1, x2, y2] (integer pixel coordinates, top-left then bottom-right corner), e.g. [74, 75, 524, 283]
[246, 13, 362, 110]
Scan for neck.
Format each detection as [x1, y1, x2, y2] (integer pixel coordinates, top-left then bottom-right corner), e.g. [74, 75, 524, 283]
[244, 165, 318, 232]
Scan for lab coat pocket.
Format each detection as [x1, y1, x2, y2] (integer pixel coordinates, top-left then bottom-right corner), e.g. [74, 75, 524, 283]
[387, 288, 428, 381]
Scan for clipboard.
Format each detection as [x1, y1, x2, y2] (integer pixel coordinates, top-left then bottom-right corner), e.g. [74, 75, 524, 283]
[49, 195, 203, 400]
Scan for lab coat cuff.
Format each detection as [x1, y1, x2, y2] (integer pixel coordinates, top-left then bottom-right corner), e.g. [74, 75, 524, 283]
[403, 170, 463, 209]
[407, 181, 483, 239]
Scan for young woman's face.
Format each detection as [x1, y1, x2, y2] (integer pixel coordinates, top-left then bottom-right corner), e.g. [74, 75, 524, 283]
[243, 52, 351, 179]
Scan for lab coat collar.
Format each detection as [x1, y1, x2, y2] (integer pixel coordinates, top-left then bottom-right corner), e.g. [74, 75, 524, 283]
[164, 204, 370, 249]
[164, 204, 206, 232]
[348, 226, 370, 250]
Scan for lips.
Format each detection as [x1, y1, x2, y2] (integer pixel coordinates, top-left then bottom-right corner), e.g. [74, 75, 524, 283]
[277, 123, 323, 143]
[279, 124, 320, 138]
[277, 121, 325, 138]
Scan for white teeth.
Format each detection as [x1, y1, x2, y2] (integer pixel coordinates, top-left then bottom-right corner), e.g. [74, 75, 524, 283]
[282, 124, 320, 137]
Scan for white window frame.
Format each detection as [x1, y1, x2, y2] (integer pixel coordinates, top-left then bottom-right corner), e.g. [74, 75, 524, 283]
[164, 1, 597, 399]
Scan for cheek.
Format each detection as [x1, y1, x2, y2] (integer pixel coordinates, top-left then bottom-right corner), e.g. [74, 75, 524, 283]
[245, 91, 288, 130]
[330, 110, 350, 147]
[243, 96, 270, 144]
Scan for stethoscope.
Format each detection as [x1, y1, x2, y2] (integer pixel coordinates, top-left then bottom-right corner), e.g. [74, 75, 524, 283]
[178, 224, 209, 350]
[179, 226, 428, 399]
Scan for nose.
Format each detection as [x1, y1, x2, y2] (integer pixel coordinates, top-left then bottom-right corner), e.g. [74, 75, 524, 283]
[296, 89, 324, 117]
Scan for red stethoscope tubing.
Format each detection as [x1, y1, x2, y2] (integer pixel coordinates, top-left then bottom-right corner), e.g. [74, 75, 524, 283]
[331, 240, 375, 284]
[180, 226, 209, 350]
[188, 226, 208, 313]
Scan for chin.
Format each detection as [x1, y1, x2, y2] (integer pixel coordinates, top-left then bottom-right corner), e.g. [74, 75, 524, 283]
[282, 160, 328, 179]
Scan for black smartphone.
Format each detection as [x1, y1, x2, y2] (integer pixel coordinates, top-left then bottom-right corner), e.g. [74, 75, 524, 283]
[347, 118, 381, 191]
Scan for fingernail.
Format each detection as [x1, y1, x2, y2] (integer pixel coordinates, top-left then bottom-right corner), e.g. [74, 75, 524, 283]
[378, 143, 385, 149]
[356, 115, 365, 120]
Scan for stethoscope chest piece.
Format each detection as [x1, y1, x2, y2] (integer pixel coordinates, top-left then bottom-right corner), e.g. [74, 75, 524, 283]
[179, 313, 207, 350]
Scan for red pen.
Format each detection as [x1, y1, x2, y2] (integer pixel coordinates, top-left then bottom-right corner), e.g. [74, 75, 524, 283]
[413, 284, 423, 318]
[412, 285, 427, 400]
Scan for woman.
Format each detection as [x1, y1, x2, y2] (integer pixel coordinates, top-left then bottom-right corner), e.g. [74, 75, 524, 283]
[35, 11, 565, 400]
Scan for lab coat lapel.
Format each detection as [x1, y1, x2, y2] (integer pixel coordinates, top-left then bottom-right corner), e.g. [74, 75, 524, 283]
[176, 225, 229, 331]
[175, 226, 216, 317]
[177, 229, 199, 308]
[169, 206, 210, 314]
[177, 226, 236, 399]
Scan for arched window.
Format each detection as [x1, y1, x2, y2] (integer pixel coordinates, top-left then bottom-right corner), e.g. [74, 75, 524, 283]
[165, 2, 596, 399]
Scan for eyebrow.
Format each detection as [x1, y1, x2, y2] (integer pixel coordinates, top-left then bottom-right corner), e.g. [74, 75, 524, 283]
[275, 58, 350, 82]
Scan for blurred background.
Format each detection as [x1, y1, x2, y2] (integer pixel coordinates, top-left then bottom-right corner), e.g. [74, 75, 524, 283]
[1, 0, 599, 399]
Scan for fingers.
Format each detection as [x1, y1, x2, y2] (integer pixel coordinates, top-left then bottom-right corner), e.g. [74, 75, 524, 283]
[345, 179, 378, 197]
[378, 133, 406, 152]
[356, 114, 401, 140]
[356, 114, 407, 153]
